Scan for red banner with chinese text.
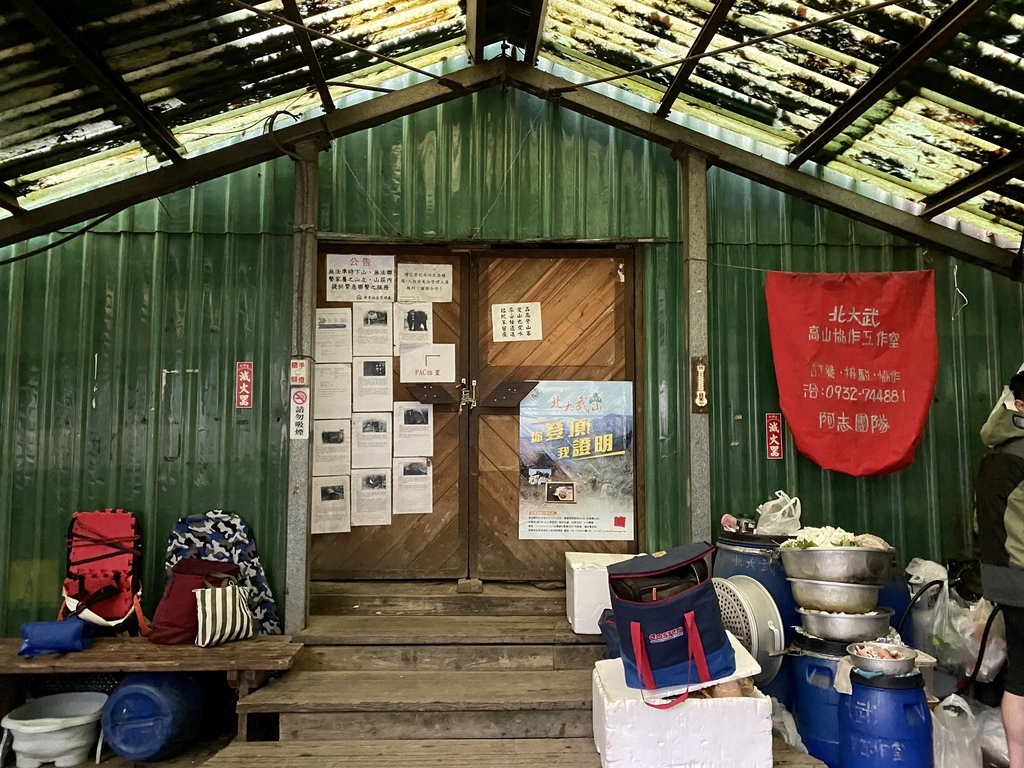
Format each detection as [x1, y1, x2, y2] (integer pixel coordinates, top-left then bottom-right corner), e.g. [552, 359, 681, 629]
[765, 271, 937, 477]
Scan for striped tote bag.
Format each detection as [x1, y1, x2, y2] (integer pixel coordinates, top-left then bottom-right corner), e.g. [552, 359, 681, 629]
[194, 575, 254, 647]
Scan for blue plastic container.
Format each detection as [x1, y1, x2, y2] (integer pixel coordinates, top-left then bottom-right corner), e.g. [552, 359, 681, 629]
[101, 673, 206, 761]
[715, 533, 798, 706]
[840, 670, 932, 768]
[878, 569, 913, 645]
[790, 633, 847, 768]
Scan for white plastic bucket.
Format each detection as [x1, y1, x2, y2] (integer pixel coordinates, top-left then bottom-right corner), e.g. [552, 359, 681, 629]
[0, 692, 107, 768]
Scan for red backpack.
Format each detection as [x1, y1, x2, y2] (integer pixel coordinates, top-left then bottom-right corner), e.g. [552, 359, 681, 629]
[59, 509, 148, 634]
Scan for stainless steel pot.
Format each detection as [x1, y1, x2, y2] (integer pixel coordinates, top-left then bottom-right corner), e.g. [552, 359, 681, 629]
[797, 607, 895, 643]
[713, 576, 784, 686]
[779, 547, 894, 586]
[787, 577, 881, 613]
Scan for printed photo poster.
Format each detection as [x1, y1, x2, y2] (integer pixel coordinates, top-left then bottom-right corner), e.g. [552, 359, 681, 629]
[394, 302, 433, 352]
[394, 401, 433, 457]
[393, 458, 432, 515]
[518, 381, 634, 541]
[351, 468, 392, 526]
[314, 363, 352, 419]
[312, 476, 351, 534]
[315, 308, 352, 363]
[326, 254, 395, 302]
[398, 263, 453, 303]
[352, 302, 394, 357]
[353, 357, 394, 412]
[312, 419, 351, 477]
[351, 412, 392, 469]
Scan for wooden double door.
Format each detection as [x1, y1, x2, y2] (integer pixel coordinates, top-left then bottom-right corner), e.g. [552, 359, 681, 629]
[310, 246, 638, 582]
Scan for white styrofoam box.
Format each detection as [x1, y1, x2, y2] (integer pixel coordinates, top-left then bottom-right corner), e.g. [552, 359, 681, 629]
[593, 634, 772, 768]
[565, 551, 638, 634]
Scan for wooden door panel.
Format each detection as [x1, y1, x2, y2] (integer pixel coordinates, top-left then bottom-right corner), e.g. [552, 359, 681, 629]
[311, 251, 466, 580]
[472, 254, 635, 581]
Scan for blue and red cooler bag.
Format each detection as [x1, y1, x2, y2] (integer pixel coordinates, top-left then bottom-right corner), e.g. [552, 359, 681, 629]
[608, 542, 735, 696]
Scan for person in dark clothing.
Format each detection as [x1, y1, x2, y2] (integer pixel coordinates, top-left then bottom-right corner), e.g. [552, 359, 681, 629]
[976, 370, 1024, 768]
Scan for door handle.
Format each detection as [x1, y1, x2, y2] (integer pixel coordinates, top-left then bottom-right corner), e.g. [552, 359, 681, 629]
[458, 378, 477, 414]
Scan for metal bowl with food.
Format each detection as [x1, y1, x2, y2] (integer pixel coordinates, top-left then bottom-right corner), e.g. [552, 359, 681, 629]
[787, 577, 881, 613]
[846, 642, 918, 675]
[780, 547, 895, 586]
[797, 607, 895, 643]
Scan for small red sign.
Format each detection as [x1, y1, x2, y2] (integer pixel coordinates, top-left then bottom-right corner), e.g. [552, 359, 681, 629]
[766, 413, 783, 460]
[613, 516, 627, 528]
[236, 362, 253, 409]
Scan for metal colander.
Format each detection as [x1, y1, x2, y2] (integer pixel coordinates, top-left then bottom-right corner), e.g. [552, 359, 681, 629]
[714, 575, 784, 686]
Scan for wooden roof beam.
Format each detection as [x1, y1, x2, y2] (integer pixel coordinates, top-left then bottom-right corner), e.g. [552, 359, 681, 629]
[466, 0, 488, 64]
[789, 0, 995, 169]
[507, 62, 1016, 278]
[655, 0, 736, 119]
[10, 0, 184, 165]
[0, 62, 506, 250]
[920, 146, 1024, 218]
[523, 0, 549, 66]
[0, 183, 23, 215]
[281, 0, 336, 114]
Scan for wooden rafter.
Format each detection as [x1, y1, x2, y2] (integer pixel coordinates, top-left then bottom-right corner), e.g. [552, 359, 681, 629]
[920, 146, 1024, 218]
[466, 0, 488, 64]
[523, 0, 549, 66]
[10, 0, 184, 164]
[655, 0, 736, 119]
[281, 0, 336, 114]
[789, 0, 995, 168]
[0, 183, 23, 215]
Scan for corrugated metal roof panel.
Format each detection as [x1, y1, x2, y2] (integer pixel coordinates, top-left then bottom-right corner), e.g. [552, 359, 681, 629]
[540, 0, 1024, 244]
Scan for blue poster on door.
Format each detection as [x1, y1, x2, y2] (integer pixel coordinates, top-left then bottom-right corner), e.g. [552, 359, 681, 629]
[518, 381, 634, 540]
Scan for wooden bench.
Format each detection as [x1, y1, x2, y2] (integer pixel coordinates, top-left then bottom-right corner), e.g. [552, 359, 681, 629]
[0, 635, 302, 741]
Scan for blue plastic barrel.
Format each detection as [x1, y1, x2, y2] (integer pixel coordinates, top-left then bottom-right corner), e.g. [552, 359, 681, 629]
[715, 533, 798, 706]
[878, 568, 913, 645]
[840, 670, 932, 768]
[101, 673, 206, 761]
[790, 632, 847, 768]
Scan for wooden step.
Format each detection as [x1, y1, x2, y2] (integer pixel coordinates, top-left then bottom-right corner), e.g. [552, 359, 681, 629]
[310, 581, 566, 616]
[203, 739, 602, 768]
[293, 644, 603, 672]
[297, 615, 600, 646]
[237, 669, 593, 740]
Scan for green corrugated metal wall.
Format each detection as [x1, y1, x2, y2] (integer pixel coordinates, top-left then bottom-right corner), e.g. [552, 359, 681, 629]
[0, 163, 294, 635]
[708, 168, 1024, 564]
[318, 87, 694, 550]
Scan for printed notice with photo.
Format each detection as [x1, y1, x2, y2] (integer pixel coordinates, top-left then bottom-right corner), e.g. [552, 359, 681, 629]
[393, 401, 433, 457]
[313, 419, 351, 476]
[352, 302, 394, 357]
[312, 475, 351, 534]
[351, 468, 392, 526]
[353, 357, 393, 412]
[315, 308, 352, 363]
[393, 458, 432, 515]
[351, 412, 392, 468]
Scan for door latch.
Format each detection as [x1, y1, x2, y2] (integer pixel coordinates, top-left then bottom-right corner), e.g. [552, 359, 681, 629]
[458, 378, 478, 414]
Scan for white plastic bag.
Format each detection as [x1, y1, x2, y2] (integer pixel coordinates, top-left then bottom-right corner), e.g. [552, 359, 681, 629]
[965, 599, 1007, 683]
[755, 491, 801, 535]
[977, 707, 1010, 767]
[770, 697, 806, 753]
[932, 694, 982, 768]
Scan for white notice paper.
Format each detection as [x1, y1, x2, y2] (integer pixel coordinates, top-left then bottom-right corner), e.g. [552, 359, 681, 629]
[351, 468, 392, 526]
[352, 302, 394, 356]
[314, 363, 352, 419]
[351, 412, 392, 469]
[312, 475, 351, 534]
[353, 357, 394, 412]
[399, 343, 456, 383]
[398, 263, 453, 303]
[312, 419, 351, 477]
[491, 302, 543, 342]
[315, 308, 352, 363]
[393, 402, 433, 457]
[393, 458, 432, 515]
[326, 254, 395, 302]
[393, 303, 433, 352]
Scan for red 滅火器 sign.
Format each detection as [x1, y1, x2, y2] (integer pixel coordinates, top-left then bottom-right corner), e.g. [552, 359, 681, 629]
[765, 271, 937, 477]
[236, 362, 253, 409]
[766, 413, 784, 460]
